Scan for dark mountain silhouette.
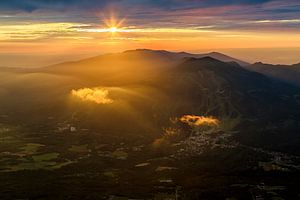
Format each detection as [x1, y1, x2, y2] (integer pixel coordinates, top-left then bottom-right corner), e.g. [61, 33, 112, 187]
[14, 49, 299, 88]
[122, 49, 250, 66]
[41, 49, 249, 73]
[246, 62, 300, 86]
[167, 57, 300, 151]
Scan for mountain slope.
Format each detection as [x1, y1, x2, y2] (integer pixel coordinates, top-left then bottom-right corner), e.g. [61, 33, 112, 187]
[1, 50, 300, 199]
[158, 57, 300, 152]
[40, 49, 249, 74]
[246, 62, 300, 86]
[1, 50, 299, 154]
[168, 57, 300, 119]
[123, 49, 250, 66]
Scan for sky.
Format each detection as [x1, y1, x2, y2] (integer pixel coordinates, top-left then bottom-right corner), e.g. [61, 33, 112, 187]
[0, 0, 300, 67]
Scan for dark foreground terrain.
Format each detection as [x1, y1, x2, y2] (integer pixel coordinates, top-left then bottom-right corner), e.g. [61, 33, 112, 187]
[0, 50, 300, 199]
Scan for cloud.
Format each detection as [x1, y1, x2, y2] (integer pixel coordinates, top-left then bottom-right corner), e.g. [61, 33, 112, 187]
[0, 0, 299, 32]
[180, 115, 220, 127]
[0, 0, 268, 11]
[71, 87, 113, 104]
[0, 0, 299, 54]
[0, 0, 115, 12]
[0, 22, 83, 42]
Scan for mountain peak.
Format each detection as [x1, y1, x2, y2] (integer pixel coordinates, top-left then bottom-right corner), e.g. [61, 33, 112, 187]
[208, 51, 225, 55]
[124, 49, 169, 54]
[121, 49, 249, 66]
[184, 56, 229, 65]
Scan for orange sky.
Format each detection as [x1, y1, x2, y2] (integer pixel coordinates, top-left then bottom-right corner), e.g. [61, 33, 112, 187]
[1, 25, 299, 67]
[0, 0, 300, 67]
[0, 21, 299, 66]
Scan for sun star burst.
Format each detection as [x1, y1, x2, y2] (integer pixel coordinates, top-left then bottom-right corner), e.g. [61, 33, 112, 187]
[104, 14, 125, 34]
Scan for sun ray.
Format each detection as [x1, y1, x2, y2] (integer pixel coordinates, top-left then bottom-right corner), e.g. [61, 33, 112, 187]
[103, 13, 126, 35]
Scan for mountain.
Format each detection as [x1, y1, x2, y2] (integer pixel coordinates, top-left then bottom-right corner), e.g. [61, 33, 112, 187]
[291, 63, 300, 72]
[195, 51, 250, 66]
[163, 57, 300, 152]
[34, 49, 249, 86]
[40, 49, 249, 73]
[246, 62, 300, 86]
[1, 49, 300, 199]
[4, 50, 300, 153]
[123, 49, 250, 66]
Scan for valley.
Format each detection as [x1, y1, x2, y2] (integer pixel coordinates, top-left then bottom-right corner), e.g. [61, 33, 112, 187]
[0, 50, 300, 199]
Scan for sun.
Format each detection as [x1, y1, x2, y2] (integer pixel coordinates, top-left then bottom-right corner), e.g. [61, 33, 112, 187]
[104, 14, 125, 34]
[109, 26, 118, 33]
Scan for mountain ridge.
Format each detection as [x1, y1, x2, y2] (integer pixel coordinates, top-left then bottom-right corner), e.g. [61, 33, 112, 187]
[247, 62, 300, 86]
[1, 49, 300, 89]
[123, 49, 250, 66]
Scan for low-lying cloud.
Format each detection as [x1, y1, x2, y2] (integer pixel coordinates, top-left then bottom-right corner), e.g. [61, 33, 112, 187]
[71, 87, 113, 104]
[180, 115, 220, 127]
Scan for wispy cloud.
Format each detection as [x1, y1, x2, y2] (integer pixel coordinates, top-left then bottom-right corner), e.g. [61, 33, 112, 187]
[0, 22, 84, 41]
[0, 0, 299, 32]
[251, 19, 300, 23]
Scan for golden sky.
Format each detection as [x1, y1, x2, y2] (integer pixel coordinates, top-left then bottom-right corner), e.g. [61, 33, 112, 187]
[0, 0, 300, 66]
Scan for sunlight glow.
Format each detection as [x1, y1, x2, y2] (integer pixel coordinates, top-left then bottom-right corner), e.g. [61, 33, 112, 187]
[103, 14, 126, 35]
[109, 27, 118, 33]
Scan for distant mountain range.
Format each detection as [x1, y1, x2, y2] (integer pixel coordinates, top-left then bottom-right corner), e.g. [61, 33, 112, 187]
[122, 49, 250, 66]
[0, 49, 299, 154]
[2, 49, 299, 87]
[122, 50, 300, 86]
[37, 49, 300, 86]
[123, 49, 300, 86]
[245, 62, 300, 86]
